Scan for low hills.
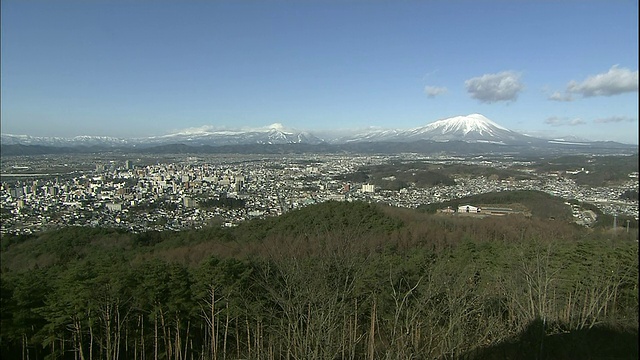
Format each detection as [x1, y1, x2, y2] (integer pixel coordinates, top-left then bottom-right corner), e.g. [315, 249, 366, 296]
[419, 190, 572, 220]
[1, 199, 637, 360]
[2, 193, 636, 271]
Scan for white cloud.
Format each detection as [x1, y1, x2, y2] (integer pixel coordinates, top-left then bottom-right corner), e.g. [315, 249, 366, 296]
[593, 116, 637, 124]
[544, 117, 562, 126]
[174, 125, 218, 134]
[424, 85, 448, 98]
[544, 116, 586, 127]
[548, 91, 574, 102]
[567, 65, 638, 97]
[465, 71, 524, 103]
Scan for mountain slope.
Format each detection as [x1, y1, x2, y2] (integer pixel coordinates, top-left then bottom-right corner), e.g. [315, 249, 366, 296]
[1, 134, 131, 147]
[344, 114, 540, 144]
[145, 123, 324, 146]
[406, 114, 534, 143]
[1, 124, 324, 147]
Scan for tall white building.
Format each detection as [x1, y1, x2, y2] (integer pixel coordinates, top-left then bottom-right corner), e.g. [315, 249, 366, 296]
[361, 184, 375, 193]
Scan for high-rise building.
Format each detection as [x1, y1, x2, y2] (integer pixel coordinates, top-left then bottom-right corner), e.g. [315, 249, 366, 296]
[183, 197, 197, 208]
[361, 184, 375, 193]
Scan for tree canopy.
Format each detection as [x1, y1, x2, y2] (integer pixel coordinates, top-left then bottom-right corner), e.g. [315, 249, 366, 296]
[1, 199, 637, 359]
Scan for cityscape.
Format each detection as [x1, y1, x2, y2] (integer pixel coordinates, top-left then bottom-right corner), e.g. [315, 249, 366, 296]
[2, 153, 637, 236]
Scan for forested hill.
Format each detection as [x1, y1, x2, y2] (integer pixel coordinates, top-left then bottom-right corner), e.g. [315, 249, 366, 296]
[418, 190, 639, 228]
[1, 200, 638, 359]
[419, 190, 572, 219]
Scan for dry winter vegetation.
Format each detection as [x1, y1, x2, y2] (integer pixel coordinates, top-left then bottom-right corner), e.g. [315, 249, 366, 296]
[1, 197, 638, 359]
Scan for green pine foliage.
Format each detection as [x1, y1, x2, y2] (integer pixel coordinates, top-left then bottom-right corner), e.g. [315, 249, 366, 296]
[0, 201, 637, 359]
[233, 200, 403, 243]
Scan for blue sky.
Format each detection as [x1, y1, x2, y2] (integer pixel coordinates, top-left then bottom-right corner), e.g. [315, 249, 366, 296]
[1, 1, 638, 143]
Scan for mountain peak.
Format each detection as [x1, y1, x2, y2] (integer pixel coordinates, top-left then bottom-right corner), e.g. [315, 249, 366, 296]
[427, 114, 509, 133]
[382, 113, 532, 143]
[267, 123, 286, 131]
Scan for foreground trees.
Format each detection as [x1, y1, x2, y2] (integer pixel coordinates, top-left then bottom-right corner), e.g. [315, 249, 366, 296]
[1, 202, 638, 359]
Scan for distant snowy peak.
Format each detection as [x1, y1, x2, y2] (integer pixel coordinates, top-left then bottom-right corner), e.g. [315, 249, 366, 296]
[344, 114, 535, 144]
[1, 122, 324, 147]
[551, 135, 592, 143]
[342, 128, 404, 143]
[407, 113, 528, 142]
[1, 134, 130, 147]
[151, 123, 323, 146]
[421, 114, 509, 135]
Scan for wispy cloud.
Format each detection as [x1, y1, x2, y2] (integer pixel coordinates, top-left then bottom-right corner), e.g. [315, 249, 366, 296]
[593, 116, 637, 124]
[544, 116, 586, 127]
[424, 85, 448, 98]
[548, 91, 574, 102]
[421, 69, 440, 81]
[465, 71, 524, 103]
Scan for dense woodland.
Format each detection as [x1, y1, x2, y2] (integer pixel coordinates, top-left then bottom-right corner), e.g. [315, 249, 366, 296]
[534, 154, 638, 186]
[335, 162, 538, 191]
[1, 197, 638, 359]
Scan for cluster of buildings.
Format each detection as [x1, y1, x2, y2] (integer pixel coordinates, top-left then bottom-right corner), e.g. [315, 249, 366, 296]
[1, 154, 637, 235]
[438, 205, 522, 216]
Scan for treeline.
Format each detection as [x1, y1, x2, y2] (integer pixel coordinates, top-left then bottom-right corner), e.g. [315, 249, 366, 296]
[620, 189, 639, 201]
[568, 200, 639, 230]
[1, 201, 638, 359]
[436, 163, 534, 180]
[535, 154, 638, 186]
[337, 168, 456, 190]
[337, 161, 534, 190]
[420, 190, 639, 230]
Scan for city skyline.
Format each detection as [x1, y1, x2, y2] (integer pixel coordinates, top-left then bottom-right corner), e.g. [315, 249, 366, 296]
[1, 1, 638, 144]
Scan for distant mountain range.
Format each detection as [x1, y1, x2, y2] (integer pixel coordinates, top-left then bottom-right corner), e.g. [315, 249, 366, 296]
[2, 114, 637, 156]
[1, 123, 324, 147]
[142, 123, 325, 146]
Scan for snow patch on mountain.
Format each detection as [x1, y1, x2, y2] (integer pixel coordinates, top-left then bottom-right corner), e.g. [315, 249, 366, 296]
[343, 114, 534, 144]
[147, 123, 323, 146]
[1, 134, 130, 147]
[551, 135, 592, 143]
[419, 114, 509, 136]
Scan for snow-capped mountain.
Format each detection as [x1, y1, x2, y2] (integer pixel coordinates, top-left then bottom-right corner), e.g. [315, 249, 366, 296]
[343, 114, 538, 144]
[407, 114, 524, 142]
[0, 134, 131, 147]
[1, 123, 324, 147]
[146, 123, 324, 146]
